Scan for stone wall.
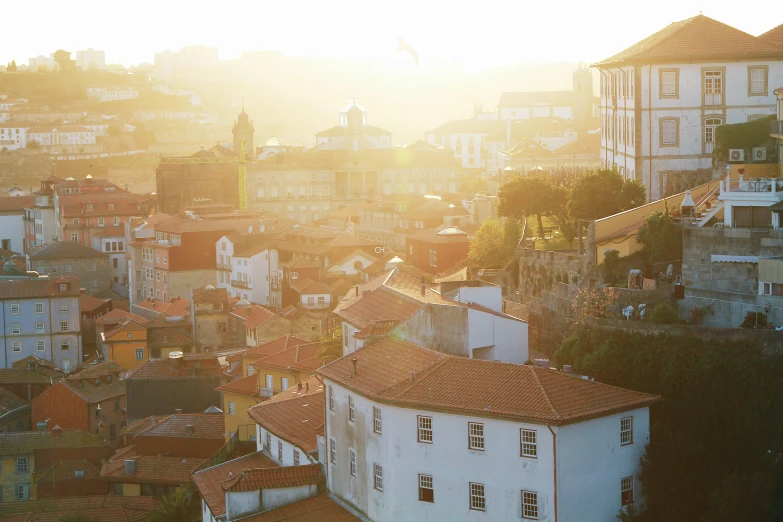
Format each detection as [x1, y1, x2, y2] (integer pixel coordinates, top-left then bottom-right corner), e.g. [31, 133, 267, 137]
[682, 227, 783, 294]
[29, 257, 111, 297]
[516, 248, 581, 299]
[679, 287, 783, 328]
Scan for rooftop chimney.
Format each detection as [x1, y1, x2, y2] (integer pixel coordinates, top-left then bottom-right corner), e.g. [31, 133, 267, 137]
[420, 284, 426, 297]
[185, 424, 194, 434]
[52, 424, 62, 435]
[305, 382, 310, 391]
[408, 371, 415, 383]
[351, 357, 358, 375]
[124, 459, 136, 474]
[354, 285, 359, 297]
[175, 408, 183, 415]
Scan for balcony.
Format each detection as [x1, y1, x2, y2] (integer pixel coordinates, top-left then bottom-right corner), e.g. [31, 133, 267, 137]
[258, 387, 274, 399]
[770, 120, 783, 139]
[216, 263, 231, 271]
[231, 279, 250, 289]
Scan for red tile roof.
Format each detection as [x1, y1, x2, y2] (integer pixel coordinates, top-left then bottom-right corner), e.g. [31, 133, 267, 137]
[318, 338, 659, 425]
[223, 495, 359, 522]
[79, 293, 108, 313]
[251, 342, 324, 372]
[193, 452, 279, 517]
[0, 369, 52, 386]
[0, 387, 29, 421]
[192, 286, 229, 304]
[594, 14, 783, 66]
[263, 376, 323, 404]
[759, 23, 783, 49]
[124, 354, 224, 380]
[335, 285, 422, 330]
[36, 459, 102, 482]
[134, 297, 189, 317]
[243, 305, 276, 329]
[69, 361, 125, 379]
[281, 258, 321, 269]
[0, 196, 34, 213]
[215, 374, 260, 397]
[248, 392, 324, 453]
[0, 276, 80, 299]
[221, 464, 323, 492]
[59, 376, 125, 404]
[0, 496, 160, 522]
[137, 413, 225, 439]
[289, 278, 332, 295]
[101, 454, 205, 485]
[0, 429, 108, 456]
[243, 335, 311, 359]
[94, 309, 149, 326]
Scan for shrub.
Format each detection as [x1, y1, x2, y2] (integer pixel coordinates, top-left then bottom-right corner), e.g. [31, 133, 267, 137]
[649, 302, 679, 324]
[740, 311, 767, 329]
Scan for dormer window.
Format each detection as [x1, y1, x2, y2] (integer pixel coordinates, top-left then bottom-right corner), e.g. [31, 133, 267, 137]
[86, 205, 93, 211]
[108, 204, 115, 210]
[59, 283, 68, 292]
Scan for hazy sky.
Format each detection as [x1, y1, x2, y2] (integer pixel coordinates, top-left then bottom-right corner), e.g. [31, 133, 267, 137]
[3, 0, 782, 72]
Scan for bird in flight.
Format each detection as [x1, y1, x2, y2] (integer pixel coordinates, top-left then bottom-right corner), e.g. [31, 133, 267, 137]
[397, 37, 419, 66]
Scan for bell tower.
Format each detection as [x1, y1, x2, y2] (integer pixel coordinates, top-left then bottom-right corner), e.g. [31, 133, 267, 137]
[572, 65, 594, 124]
[232, 107, 255, 159]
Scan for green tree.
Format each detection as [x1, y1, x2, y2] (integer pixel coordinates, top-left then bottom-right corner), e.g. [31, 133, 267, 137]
[146, 484, 199, 522]
[503, 217, 522, 252]
[26, 140, 40, 149]
[648, 302, 679, 324]
[107, 122, 124, 137]
[316, 337, 342, 365]
[498, 175, 566, 238]
[468, 218, 512, 268]
[636, 210, 682, 266]
[461, 174, 488, 195]
[567, 169, 646, 221]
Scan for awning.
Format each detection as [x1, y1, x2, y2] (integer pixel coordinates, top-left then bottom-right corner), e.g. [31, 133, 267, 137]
[711, 255, 758, 263]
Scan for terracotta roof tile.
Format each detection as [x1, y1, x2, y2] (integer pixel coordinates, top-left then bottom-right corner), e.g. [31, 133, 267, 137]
[281, 258, 320, 269]
[335, 285, 423, 330]
[759, 23, 783, 49]
[234, 495, 360, 522]
[243, 335, 311, 359]
[69, 360, 125, 380]
[101, 454, 205, 485]
[221, 464, 323, 492]
[79, 294, 108, 313]
[120, 416, 171, 438]
[289, 278, 331, 295]
[243, 305, 276, 329]
[146, 326, 193, 348]
[123, 354, 224, 380]
[94, 309, 150, 326]
[0, 387, 29, 420]
[193, 452, 278, 517]
[0, 496, 160, 522]
[0, 369, 52, 385]
[138, 413, 224, 439]
[317, 339, 659, 425]
[192, 286, 228, 304]
[36, 459, 102, 482]
[332, 270, 391, 315]
[251, 342, 324, 372]
[0, 429, 108, 456]
[248, 392, 324, 453]
[215, 374, 260, 397]
[59, 378, 125, 404]
[263, 376, 323, 404]
[0, 196, 34, 213]
[108, 444, 138, 462]
[0, 276, 80, 299]
[595, 14, 783, 66]
[134, 297, 189, 317]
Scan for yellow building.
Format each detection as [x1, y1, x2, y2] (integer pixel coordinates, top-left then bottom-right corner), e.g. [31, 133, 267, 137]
[100, 318, 148, 370]
[215, 374, 263, 442]
[249, 340, 326, 395]
[236, 335, 311, 378]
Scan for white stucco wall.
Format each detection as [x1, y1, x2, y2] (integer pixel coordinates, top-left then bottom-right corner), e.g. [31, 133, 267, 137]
[262, 484, 317, 511]
[0, 214, 25, 253]
[225, 490, 260, 521]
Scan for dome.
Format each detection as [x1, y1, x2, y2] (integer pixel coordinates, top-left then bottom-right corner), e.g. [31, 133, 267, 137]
[264, 136, 281, 147]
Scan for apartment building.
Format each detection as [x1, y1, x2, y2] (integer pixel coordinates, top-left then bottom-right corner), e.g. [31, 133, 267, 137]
[28, 126, 97, 154]
[593, 15, 783, 201]
[190, 286, 228, 352]
[85, 87, 138, 102]
[318, 338, 658, 522]
[27, 242, 110, 297]
[0, 121, 28, 150]
[0, 277, 82, 371]
[0, 196, 32, 254]
[24, 177, 60, 251]
[90, 229, 127, 285]
[215, 235, 281, 308]
[75, 49, 106, 70]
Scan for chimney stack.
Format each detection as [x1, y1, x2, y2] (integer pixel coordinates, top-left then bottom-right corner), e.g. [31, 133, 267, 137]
[175, 408, 183, 415]
[305, 382, 310, 391]
[351, 357, 358, 375]
[420, 284, 426, 297]
[354, 285, 359, 297]
[185, 424, 194, 434]
[408, 371, 415, 383]
[297, 381, 303, 391]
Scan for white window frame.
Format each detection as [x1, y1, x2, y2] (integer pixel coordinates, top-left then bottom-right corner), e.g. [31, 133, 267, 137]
[522, 490, 539, 519]
[11, 323, 20, 334]
[621, 476, 634, 506]
[661, 70, 677, 96]
[16, 457, 29, 473]
[750, 67, 766, 95]
[35, 322, 44, 333]
[10, 303, 19, 315]
[469, 482, 485, 511]
[521, 429, 537, 458]
[293, 450, 300, 466]
[373, 406, 382, 434]
[60, 321, 68, 332]
[661, 119, 677, 146]
[34, 302, 43, 314]
[330, 438, 336, 465]
[417, 415, 433, 443]
[278, 440, 283, 462]
[348, 395, 355, 422]
[349, 449, 356, 477]
[135, 348, 144, 360]
[374, 463, 383, 491]
[419, 474, 434, 503]
[329, 386, 335, 411]
[37, 340, 45, 351]
[228, 401, 235, 415]
[12, 341, 21, 352]
[621, 417, 633, 445]
[468, 422, 484, 451]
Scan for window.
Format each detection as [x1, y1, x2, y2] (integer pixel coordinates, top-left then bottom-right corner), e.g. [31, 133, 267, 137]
[12, 341, 21, 352]
[330, 438, 336, 465]
[278, 440, 283, 462]
[71, 233, 79, 242]
[35, 303, 43, 314]
[373, 406, 382, 434]
[281, 377, 289, 391]
[522, 491, 539, 519]
[61, 340, 70, 350]
[37, 340, 45, 351]
[417, 416, 433, 443]
[374, 463, 383, 491]
[108, 203, 115, 210]
[293, 450, 300, 466]
[429, 249, 438, 267]
[35, 322, 44, 333]
[704, 70, 723, 105]
[419, 474, 434, 503]
[329, 386, 335, 411]
[469, 482, 485, 511]
[135, 348, 144, 360]
[265, 374, 272, 389]
[660, 69, 678, 97]
[16, 457, 29, 473]
[660, 118, 678, 146]
[10, 303, 19, 315]
[621, 417, 633, 445]
[521, 429, 537, 458]
[468, 422, 484, 451]
[228, 401, 235, 415]
[98, 218, 104, 227]
[348, 395, 355, 422]
[265, 432, 271, 451]
[349, 449, 357, 476]
[126, 333, 133, 339]
[704, 118, 722, 151]
[11, 323, 20, 334]
[60, 321, 68, 332]
[60, 302, 68, 312]
[16, 484, 29, 501]
[749, 66, 767, 95]
[621, 476, 634, 506]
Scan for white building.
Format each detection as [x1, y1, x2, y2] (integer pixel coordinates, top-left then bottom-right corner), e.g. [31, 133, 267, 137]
[317, 338, 658, 522]
[215, 236, 282, 308]
[0, 122, 28, 151]
[26, 177, 59, 251]
[86, 87, 139, 103]
[91, 230, 127, 285]
[28, 55, 55, 71]
[75, 49, 106, 70]
[28, 126, 96, 152]
[334, 267, 529, 364]
[593, 14, 783, 201]
[425, 119, 503, 170]
[0, 195, 31, 253]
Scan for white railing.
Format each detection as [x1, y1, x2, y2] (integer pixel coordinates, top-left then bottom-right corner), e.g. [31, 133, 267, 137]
[721, 176, 783, 194]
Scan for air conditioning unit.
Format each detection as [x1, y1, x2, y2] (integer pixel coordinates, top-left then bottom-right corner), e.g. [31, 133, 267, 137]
[753, 147, 767, 161]
[729, 149, 745, 162]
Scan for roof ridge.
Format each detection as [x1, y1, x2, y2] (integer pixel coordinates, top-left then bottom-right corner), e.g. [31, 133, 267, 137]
[530, 367, 560, 420]
[378, 347, 452, 398]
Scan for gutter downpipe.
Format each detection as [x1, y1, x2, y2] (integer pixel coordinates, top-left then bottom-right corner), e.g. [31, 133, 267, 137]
[648, 64, 653, 203]
[548, 423, 558, 522]
[599, 69, 609, 169]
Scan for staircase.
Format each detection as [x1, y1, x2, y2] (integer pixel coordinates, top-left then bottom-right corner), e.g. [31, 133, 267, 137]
[690, 183, 723, 227]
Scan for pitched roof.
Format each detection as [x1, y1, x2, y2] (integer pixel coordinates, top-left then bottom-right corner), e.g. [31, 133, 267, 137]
[252, 341, 324, 372]
[70, 361, 124, 380]
[335, 285, 423, 330]
[289, 277, 331, 295]
[28, 241, 107, 260]
[318, 338, 659, 425]
[243, 335, 311, 359]
[146, 326, 193, 348]
[248, 392, 324, 453]
[215, 374, 260, 397]
[121, 416, 172, 438]
[332, 270, 391, 315]
[0, 496, 160, 522]
[500, 137, 554, 159]
[0, 276, 80, 299]
[553, 132, 601, 156]
[0, 196, 34, 213]
[102, 317, 147, 340]
[0, 369, 51, 386]
[221, 463, 323, 492]
[59, 376, 125, 404]
[134, 297, 189, 317]
[137, 413, 225, 439]
[594, 14, 783, 67]
[263, 376, 324, 404]
[94, 308, 149, 326]
[123, 354, 224, 380]
[11, 356, 63, 378]
[192, 285, 228, 304]
[759, 24, 783, 49]
[281, 258, 321, 270]
[232, 495, 359, 522]
[101, 454, 205, 485]
[0, 429, 108, 456]
[0, 386, 29, 421]
[243, 305, 276, 329]
[408, 227, 471, 244]
[36, 459, 102, 483]
[193, 452, 279, 517]
[79, 293, 108, 313]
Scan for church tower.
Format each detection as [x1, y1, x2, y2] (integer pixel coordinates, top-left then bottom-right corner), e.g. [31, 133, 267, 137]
[232, 108, 255, 159]
[572, 65, 594, 124]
